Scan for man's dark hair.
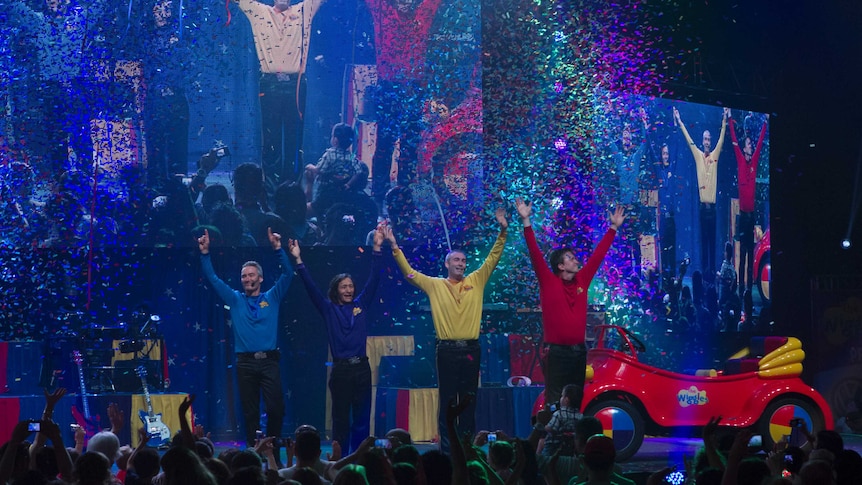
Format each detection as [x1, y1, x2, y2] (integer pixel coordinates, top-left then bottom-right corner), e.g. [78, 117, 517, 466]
[420, 450, 452, 485]
[295, 430, 322, 463]
[328, 273, 353, 303]
[332, 123, 355, 149]
[229, 450, 262, 472]
[815, 429, 844, 457]
[575, 416, 603, 448]
[562, 384, 582, 407]
[549, 247, 574, 275]
[390, 445, 420, 467]
[227, 466, 266, 485]
[201, 184, 231, 213]
[488, 441, 514, 469]
[133, 447, 161, 478]
[232, 163, 264, 204]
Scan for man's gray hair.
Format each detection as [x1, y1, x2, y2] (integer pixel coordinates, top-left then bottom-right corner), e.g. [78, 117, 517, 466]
[242, 261, 263, 278]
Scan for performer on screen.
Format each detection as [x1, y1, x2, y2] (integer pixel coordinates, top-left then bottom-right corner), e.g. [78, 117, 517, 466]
[235, 0, 325, 186]
[728, 111, 768, 298]
[143, 0, 190, 184]
[515, 197, 625, 410]
[673, 106, 728, 275]
[364, 0, 444, 206]
[197, 227, 293, 461]
[286, 225, 388, 453]
[384, 208, 508, 453]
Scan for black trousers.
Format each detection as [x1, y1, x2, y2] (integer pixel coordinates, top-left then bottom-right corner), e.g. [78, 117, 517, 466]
[259, 73, 307, 185]
[369, 80, 423, 204]
[236, 353, 284, 445]
[699, 203, 717, 274]
[145, 87, 189, 183]
[329, 359, 372, 454]
[544, 343, 587, 411]
[436, 340, 481, 454]
[737, 211, 756, 294]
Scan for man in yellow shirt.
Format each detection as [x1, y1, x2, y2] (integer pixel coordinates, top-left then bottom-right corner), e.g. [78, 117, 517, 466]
[673, 106, 728, 274]
[383, 208, 508, 453]
[236, 0, 324, 186]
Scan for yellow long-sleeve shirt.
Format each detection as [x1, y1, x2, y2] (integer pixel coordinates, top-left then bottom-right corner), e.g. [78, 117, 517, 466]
[392, 228, 507, 340]
[679, 117, 727, 204]
[237, 0, 322, 74]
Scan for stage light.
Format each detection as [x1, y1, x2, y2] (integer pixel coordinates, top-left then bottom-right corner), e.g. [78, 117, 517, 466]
[842, 238, 852, 249]
[554, 138, 567, 150]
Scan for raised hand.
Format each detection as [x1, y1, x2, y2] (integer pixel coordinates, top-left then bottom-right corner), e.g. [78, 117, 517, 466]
[672, 106, 681, 123]
[495, 207, 509, 229]
[44, 387, 67, 410]
[107, 402, 124, 434]
[326, 440, 342, 461]
[287, 239, 301, 260]
[382, 225, 397, 247]
[179, 394, 195, 417]
[197, 229, 210, 254]
[609, 205, 626, 230]
[267, 227, 282, 251]
[446, 394, 475, 424]
[703, 415, 721, 440]
[514, 197, 532, 223]
[372, 224, 385, 250]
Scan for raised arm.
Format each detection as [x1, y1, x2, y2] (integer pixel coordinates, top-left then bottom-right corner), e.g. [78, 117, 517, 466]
[386, 226, 433, 290]
[728, 113, 745, 161]
[268, 228, 295, 301]
[712, 109, 729, 160]
[673, 107, 699, 160]
[468, 208, 509, 284]
[288, 239, 329, 312]
[357, 227, 386, 308]
[578, 206, 624, 282]
[198, 229, 238, 303]
[177, 394, 196, 449]
[751, 114, 769, 167]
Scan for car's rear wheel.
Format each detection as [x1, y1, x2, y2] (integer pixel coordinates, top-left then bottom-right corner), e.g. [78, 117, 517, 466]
[758, 397, 824, 450]
[585, 399, 645, 462]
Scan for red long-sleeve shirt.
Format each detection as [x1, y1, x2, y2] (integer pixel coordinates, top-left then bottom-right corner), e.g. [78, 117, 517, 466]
[524, 225, 616, 345]
[364, 0, 443, 81]
[729, 118, 767, 213]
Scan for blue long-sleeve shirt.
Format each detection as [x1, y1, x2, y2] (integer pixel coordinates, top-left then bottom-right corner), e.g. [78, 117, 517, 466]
[201, 249, 294, 353]
[296, 251, 382, 359]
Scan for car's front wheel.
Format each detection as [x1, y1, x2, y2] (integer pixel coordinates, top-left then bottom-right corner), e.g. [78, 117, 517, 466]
[584, 399, 645, 462]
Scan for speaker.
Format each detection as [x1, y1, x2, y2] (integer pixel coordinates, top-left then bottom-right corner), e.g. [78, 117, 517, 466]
[113, 360, 162, 393]
[377, 356, 436, 388]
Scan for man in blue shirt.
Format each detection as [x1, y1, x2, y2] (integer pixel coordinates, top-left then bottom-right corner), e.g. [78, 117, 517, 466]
[197, 226, 293, 451]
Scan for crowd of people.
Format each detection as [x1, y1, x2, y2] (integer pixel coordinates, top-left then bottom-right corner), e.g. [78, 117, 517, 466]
[1, 389, 860, 485]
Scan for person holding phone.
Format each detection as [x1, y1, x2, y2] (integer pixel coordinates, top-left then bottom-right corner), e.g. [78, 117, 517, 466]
[287, 225, 388, 454]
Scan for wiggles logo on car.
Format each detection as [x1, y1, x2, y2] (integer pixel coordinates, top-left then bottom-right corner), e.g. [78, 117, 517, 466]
[677, 386, 709, 407]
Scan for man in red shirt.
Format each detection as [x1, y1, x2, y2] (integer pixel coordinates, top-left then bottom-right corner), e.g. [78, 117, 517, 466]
[515, 198, 625, 409]
[728, 111, 768, 297]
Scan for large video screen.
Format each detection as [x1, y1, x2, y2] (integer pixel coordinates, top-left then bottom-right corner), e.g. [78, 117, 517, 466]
[0, 0, 481, 250]
[0, 1, 771, 342]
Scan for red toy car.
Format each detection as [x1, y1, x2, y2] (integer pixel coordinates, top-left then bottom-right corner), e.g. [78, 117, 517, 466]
[532, 325, 833, 461]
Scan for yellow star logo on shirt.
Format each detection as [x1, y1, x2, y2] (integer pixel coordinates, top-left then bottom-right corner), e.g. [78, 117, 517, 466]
[353, 307, 362, 316]
[259, 300, 269, 308]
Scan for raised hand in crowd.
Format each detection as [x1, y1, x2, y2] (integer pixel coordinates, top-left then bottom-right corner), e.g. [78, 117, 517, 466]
[108, 402, 125, 435]
[326, 440, 341, 461]
[197, 228, 210, 254]
[267, 227, 282, 251]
